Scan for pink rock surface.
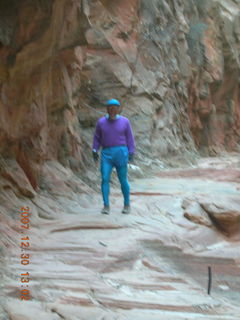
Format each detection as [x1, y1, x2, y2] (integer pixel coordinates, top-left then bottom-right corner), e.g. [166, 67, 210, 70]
[1, 156, 240, 319]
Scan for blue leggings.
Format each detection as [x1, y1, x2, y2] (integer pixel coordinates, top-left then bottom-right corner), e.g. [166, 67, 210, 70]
[100, 146, 130, 207]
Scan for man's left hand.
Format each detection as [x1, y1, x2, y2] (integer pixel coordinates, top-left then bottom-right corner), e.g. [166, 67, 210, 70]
[128, 153, 134, 163]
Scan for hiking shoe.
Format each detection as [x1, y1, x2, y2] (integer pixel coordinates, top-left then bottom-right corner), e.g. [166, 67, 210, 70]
[122, 205, 131, 214]
[101, 206, 110, 214]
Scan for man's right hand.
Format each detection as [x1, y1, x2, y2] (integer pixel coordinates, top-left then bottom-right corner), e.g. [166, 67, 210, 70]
[92, 150, 99, 162]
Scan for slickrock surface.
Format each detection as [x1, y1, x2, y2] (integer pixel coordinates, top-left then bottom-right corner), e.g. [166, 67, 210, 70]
[1, 155, 240, 319]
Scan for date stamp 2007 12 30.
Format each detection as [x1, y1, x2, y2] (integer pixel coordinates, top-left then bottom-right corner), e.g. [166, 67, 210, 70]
[19, 206, 31, 300]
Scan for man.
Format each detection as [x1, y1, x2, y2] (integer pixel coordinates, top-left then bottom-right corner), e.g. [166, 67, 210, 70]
[92, 99, 135, 214]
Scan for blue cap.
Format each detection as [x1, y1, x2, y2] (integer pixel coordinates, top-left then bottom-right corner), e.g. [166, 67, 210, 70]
[106, 99, 120, 106]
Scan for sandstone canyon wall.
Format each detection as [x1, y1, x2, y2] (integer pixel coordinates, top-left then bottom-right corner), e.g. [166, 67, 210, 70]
[0, 0, 239, 193]
[1, 2, 240, 319]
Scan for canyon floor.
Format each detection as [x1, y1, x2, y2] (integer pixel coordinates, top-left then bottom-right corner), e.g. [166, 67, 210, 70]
[1, 154, 240, 320]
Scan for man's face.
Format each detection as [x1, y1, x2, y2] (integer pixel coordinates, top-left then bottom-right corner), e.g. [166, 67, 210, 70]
[107, 105, 119, 119]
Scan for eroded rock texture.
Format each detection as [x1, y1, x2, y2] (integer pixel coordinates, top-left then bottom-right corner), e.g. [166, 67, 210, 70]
[1, 1, 240, 319]
[1, 156, 240, 320]
[0, 0, 239, 192]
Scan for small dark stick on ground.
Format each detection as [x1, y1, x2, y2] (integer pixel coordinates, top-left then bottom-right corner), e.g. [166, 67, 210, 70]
[208, 266, 212, 295]
[99, 241, 107, 247]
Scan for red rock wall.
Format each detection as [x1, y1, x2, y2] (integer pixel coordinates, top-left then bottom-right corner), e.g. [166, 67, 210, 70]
[0, 0, 239, 190]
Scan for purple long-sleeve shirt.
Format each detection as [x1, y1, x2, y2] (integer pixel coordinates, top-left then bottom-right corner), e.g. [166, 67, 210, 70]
[92, 115, 135, 154]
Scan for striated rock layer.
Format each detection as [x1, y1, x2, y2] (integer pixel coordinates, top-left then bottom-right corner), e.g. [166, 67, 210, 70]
[1, 1, 240, 319]
[1, 155, 240, 319]
[0, 0, 239, 191]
